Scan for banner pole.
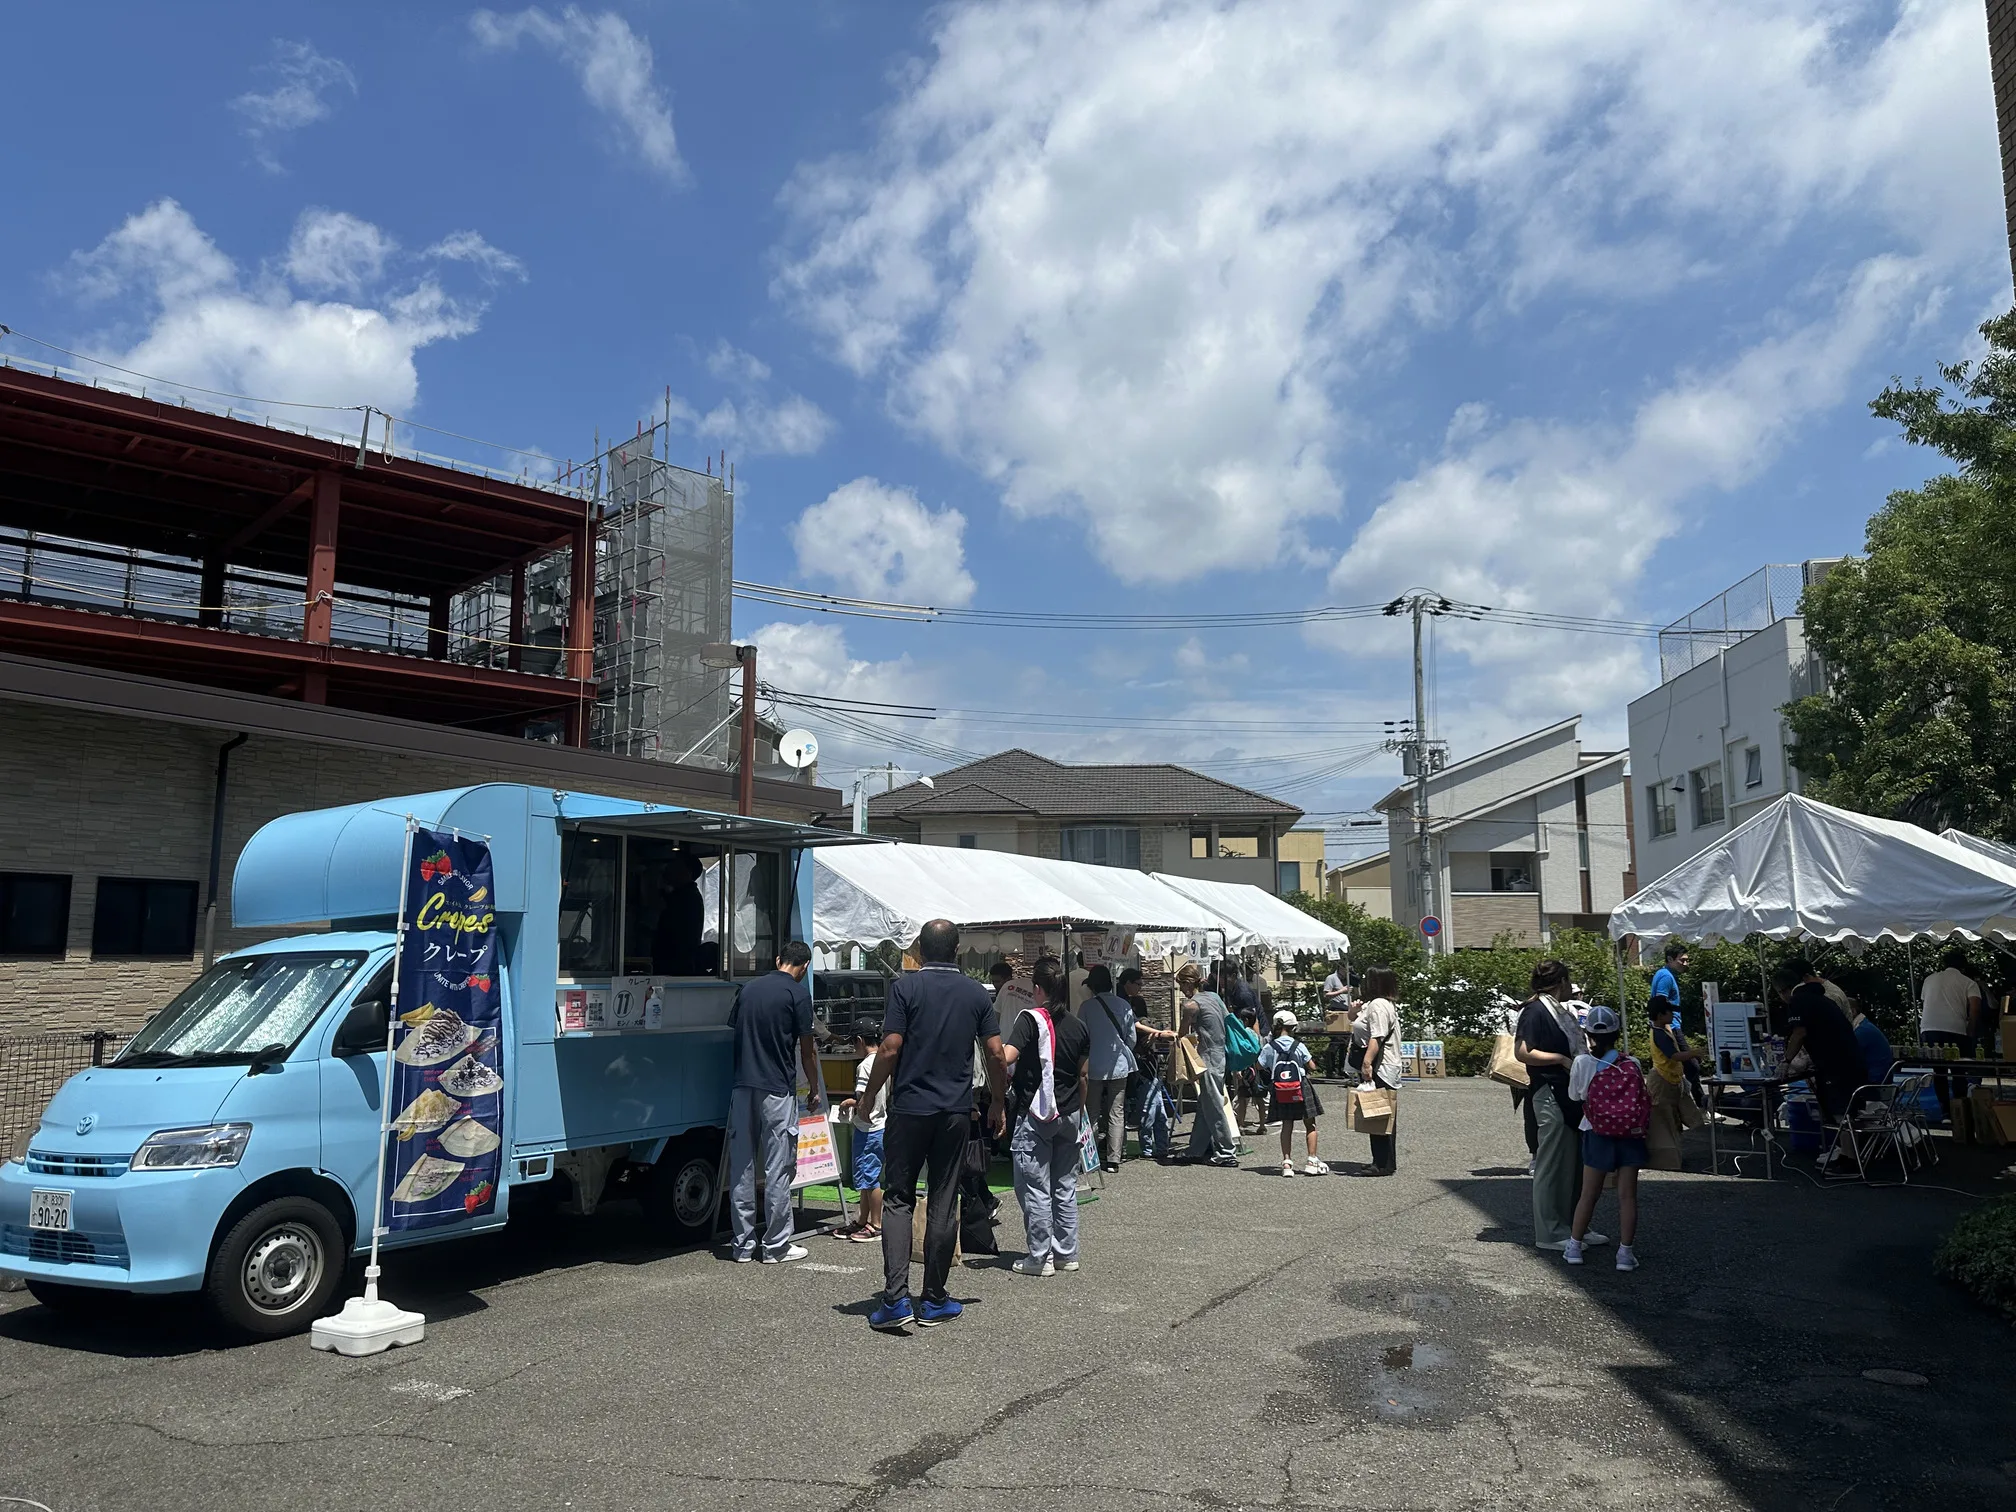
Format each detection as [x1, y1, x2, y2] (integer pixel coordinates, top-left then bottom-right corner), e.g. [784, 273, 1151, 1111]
[362, 815, 416, 1306]
[311, 814, 426, 1355]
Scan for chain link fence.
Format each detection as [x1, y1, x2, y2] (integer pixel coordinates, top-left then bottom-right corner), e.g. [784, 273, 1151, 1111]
[0, 1032, 127, 1163]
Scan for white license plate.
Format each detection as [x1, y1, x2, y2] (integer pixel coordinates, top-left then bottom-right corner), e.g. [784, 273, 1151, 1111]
[29, 1189, 72, 1232]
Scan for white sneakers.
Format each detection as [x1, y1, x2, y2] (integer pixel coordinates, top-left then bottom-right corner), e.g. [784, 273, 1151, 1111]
[761, 1243, 810, 1265]
[1302, 1159, 1329, 1176]
[1564, 1237, 1637, 1270]
[1011, 1255, 1054, 1277]
[1281, 1160, 1296, 1178]
[1056, 1258, 1080, 1272]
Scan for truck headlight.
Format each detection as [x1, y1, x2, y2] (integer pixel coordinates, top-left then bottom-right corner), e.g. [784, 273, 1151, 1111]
[133, 1124, 252, 1170]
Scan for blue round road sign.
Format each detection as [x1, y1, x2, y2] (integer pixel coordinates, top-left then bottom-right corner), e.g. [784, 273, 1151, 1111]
[1420, 915, 1442, 938]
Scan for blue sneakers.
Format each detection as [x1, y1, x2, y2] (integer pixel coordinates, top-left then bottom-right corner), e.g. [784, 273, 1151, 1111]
[917, 1296, 963, 1328]
[868, 1297, 914, 1332]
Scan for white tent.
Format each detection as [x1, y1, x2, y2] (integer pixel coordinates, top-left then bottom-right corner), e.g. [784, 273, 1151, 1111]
[811, 841, 1221, 952]
[1149, 872, 1350, 958]
[1939, 827, 2016, 871]
[1610, 793, 2016, 946]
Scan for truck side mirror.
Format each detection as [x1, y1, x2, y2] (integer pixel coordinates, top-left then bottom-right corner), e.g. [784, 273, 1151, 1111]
[332, 1002, 387, 1057]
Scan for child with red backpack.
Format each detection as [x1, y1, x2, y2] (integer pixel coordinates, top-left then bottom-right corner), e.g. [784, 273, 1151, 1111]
[1565, 1006, 1649, 1271]
[1259, 1010, 1327, 1177]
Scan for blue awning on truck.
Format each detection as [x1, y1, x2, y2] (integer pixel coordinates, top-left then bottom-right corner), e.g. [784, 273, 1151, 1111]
[233, 783, 877, 929]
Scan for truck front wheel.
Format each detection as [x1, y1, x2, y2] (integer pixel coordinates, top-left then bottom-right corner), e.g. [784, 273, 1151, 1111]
[206, 1196, 344, 1340]
[646, 1131, 724, 1244]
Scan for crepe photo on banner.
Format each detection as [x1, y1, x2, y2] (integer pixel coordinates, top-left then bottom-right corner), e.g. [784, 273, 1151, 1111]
[386, 826, 505, 1230]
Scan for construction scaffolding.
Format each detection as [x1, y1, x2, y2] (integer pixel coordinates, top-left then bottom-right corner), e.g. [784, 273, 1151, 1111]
[449, 422, 735, 758]
[593, 428, 735, 763]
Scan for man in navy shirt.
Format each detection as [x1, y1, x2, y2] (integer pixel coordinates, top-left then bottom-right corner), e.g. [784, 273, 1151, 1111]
[727, 941, 822, 1264]
[857, 919, 1006, 1332]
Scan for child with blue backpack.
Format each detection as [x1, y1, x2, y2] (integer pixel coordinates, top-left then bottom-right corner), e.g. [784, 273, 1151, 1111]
[1565, 1006, 1649, 1271]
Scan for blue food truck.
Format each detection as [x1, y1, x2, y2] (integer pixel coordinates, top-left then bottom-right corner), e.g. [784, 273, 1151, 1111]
[0, 784, 868, 1338]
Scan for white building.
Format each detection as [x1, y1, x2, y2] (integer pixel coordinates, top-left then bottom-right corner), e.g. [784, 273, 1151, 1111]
[1378, 716, 1632, 951]
[1626, 562, 1839, 888]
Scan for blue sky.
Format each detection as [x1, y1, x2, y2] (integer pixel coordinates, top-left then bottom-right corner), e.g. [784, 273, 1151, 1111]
[1, 1, 2006, 857]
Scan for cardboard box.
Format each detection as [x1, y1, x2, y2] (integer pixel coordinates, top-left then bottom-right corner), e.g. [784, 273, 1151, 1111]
[1417, 1040, 1447, 1079]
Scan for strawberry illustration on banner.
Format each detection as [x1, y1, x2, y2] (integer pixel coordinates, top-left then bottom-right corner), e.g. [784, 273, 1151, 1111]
[386, 827, 503, 1231]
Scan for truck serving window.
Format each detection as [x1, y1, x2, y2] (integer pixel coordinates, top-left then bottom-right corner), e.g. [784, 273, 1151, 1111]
[626, 837, 719, 978]
[559, 831, 621, 978]
[117, 953, 367, 1064]
[726, 852, 781, 977]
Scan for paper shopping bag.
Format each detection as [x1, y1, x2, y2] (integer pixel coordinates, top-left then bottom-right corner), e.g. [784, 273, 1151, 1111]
[1165, 1034, 1205, 1086]
[1486, 1034, 1528, 1089]
[1346, 1086, 1397, 1132]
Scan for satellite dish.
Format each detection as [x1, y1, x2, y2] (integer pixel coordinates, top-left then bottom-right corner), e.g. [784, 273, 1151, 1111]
[778, 729, 820, 769]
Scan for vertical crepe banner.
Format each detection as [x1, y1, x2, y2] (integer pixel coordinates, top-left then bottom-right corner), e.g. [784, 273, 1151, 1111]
[386, 827, 505, 1230]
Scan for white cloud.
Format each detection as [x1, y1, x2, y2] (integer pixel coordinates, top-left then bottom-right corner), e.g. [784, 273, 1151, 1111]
[67, 200, 488, 412]
[791, 477, 976, 607]
[1328, 253, 1930, 743]
[425, 230, 528, 283]
[470, 7, 686, 182]
[746, 619, 921, 718]
[664, 342, 834, 456]
[285, 209, 396, 296]
[1174, 637, 1249, 678]
[775, 0, 1999, 588]
[232, 40, 355, 172]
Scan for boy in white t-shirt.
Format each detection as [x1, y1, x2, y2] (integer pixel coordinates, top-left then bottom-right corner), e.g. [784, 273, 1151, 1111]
[836, 1024, 888, 1243]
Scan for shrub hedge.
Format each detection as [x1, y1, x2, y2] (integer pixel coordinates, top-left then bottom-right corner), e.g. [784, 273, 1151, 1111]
[1934, 1196, 2016, 1322]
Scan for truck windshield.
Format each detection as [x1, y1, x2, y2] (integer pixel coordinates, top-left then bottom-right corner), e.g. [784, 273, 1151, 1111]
[117, 953, 368, 1065]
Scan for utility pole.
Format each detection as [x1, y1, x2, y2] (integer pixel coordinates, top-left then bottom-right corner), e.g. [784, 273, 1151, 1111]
[1384, 593, 1455, 954]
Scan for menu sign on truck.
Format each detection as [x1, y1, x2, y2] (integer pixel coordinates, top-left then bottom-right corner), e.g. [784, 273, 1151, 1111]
[386, 827, 505, 1231]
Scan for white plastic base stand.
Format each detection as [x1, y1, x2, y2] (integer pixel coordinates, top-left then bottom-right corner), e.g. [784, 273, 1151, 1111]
[310, 1273, 424, 1356]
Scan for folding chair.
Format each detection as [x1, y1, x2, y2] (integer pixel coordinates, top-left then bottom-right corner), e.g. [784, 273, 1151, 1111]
[1890, 1072, 1938, 1175]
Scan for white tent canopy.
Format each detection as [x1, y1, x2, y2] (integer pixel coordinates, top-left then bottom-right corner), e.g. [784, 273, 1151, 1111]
[1610, 793, 2016, 946]
[1149, 872, 1350, 958]
[811, 841, 1222, 952]
[1940, 827, 2016, 871]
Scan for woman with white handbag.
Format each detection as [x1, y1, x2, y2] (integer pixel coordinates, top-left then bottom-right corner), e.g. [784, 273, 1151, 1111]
[1001, 957, 1092, 1277]
[1515, 959, 1606, 1253]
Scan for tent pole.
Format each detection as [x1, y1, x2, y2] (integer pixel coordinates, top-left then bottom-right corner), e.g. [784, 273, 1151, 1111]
[1614, 938, 1632, 1051]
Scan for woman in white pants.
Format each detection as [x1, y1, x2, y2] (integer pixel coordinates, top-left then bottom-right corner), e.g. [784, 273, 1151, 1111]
[1002, 957, 1092, 1276]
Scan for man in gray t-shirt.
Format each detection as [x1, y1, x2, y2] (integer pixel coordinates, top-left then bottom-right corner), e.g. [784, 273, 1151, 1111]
[1178, 966, 1235, 1163]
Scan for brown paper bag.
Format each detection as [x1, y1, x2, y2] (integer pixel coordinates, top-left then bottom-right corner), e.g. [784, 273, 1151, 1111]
[1486, 1033, 1529, 1089]
[1165, 1034, 1205, 1086]
[1346, 1086, 1397, 1131]
[1324, 1009, 1356, 1034]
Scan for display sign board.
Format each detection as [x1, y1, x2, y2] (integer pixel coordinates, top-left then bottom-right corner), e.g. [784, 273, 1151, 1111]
[387, 827, 504, 1231]
[1417, 1039, 1446, 1078]
[1709, 1001, 1767, 1080]
[791, 1111, 841, 1189]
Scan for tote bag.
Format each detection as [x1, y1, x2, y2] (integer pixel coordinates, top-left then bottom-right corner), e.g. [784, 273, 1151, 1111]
[1346, 1085, 1398, 1132]
[1486, 1033, 1529, 1089]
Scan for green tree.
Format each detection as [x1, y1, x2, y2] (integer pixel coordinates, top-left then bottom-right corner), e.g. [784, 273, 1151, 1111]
[1785, 309, 2016, 836]
[1283, 892, 1425, 975]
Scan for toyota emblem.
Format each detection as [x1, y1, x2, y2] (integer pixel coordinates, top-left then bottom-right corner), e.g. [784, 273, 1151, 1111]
[75, 1112, 97, 1135]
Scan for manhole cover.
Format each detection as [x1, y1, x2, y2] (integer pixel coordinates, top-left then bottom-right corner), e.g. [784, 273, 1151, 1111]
[1861, 1369, 1928, 1387]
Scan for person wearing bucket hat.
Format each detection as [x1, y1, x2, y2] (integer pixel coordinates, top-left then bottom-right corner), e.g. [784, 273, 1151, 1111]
[1565, 1004, 1648, 1271]
[1258, 1009, 1327, 1176]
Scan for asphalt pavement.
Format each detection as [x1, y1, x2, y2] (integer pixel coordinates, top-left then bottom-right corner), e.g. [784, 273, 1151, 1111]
[2, 1076, 2012, 1512]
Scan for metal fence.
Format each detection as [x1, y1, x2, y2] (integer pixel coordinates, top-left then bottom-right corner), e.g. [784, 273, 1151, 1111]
[0, 1033, 128, 1163]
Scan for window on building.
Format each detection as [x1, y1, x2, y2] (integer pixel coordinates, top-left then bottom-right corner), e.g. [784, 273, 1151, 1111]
[1691, 764, 1725, 828]
[957, 834, 977, 848]
[1214, 829, 1261, 859]
[1190, 828, 1211, 859]
[1276, 861, 1301, 895]
[1744, 746, 1763, 789]
[91, 877, 198, 958]
[1061, 825, 1141, 869]
[1488, 853, 1535, 893]
[0, 872, 70, 956]
[1577, 831, 1591, 870]
[1648, 784, 1677, 838]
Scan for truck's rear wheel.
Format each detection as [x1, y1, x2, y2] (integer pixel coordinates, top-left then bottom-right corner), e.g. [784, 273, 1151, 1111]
[646, 1132, 723, 1244]
[206, 1196, 343, 1340]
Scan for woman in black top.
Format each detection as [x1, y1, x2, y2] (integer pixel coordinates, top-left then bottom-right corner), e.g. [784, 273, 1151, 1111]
[1002, 957, 1091, 1277]
[1515, 959, 1600, 1252]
